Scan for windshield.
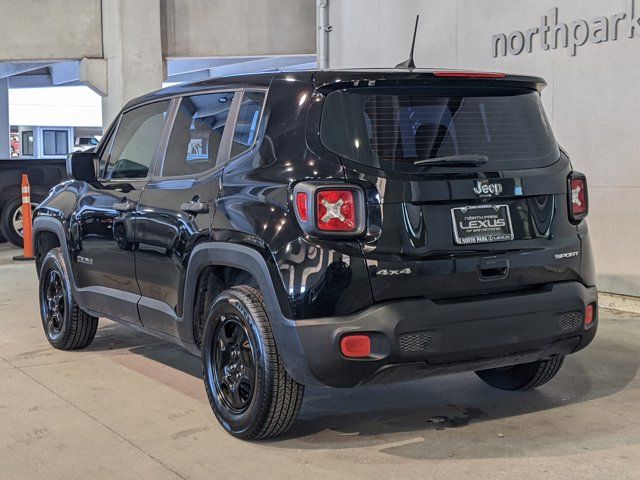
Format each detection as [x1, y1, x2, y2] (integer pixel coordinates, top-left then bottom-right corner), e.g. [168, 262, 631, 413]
[319, 87, 559, 172]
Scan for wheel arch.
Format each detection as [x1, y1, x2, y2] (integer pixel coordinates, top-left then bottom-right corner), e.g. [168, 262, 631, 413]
[34, 230, 61, 272]
[181, 242, 315, 385]
[33, 216, 74, 283]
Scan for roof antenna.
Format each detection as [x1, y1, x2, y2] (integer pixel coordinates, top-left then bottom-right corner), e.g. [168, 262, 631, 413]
[395, 15, 420, 69]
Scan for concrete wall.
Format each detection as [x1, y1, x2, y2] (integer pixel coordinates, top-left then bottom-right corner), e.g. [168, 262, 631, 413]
[101, 0, 164, 126]
[160, 0, 316, 57]
[329, 0, 640, 297]
[0, 0, 315, 62]
[0, 0, 102, 61]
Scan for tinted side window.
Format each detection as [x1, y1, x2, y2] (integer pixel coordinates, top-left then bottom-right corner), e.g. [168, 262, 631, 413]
[230, 91, 265, 157]
[162, 92, 235, 177]
[98, 128, 117, 177]
[104, 100, 170, 180]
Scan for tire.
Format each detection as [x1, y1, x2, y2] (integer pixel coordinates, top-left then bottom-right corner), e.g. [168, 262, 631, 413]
[38, 248, 99, 350]
[201, 285, 304, 440]
[0, 195, 42, 248]
[475, 356, 565, 391]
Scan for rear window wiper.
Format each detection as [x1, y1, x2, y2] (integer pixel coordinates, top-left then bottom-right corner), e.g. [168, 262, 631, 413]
[414, 154, 489, 166]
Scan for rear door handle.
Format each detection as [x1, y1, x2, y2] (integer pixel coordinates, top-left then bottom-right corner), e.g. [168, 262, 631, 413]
[113, 200, 136, 213]
[180, 200, 209, 215]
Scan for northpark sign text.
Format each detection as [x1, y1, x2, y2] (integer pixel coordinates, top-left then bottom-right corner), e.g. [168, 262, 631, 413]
[492, 0, 640, 57]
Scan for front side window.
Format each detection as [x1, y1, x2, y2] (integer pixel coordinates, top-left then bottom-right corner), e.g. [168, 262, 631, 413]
[43, 130, 69, 156]
[230, 91, 265, 157]
[103, 100, 170, 180]
[162, 92, 236, 177]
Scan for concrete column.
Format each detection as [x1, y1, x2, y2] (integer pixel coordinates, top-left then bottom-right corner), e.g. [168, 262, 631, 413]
[101, 0, 164, 127]
[0, 78, 9, 158]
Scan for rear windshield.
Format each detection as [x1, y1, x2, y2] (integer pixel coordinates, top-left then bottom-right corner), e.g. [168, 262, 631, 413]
[319, 87, 559, 172]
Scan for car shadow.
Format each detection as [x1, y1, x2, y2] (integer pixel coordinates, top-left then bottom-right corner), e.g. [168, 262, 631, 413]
[87, 311, 640, 459]
[85, 321, 202, 378]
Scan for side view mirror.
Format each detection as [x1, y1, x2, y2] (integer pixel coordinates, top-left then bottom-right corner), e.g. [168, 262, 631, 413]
[67, 151, 99, 182]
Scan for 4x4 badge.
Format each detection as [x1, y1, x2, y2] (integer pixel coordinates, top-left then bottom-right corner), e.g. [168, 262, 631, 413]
[77, 256, 93, 265]
[473, 180, 503, 197]
[376, 268, 413, 276]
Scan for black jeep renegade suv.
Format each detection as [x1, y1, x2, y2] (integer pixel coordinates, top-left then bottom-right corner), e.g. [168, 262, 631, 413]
[32, 69, 597, 439]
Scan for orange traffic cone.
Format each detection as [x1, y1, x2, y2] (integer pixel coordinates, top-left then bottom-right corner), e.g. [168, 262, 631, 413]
[13, 174, 35, 262]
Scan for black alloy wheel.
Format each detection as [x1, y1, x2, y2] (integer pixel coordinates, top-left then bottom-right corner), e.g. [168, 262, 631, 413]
[202, 286, 304, 440]
[42, 269, 66, 341]
[38, 248, 99, 350]
[211, 315, 256, 414]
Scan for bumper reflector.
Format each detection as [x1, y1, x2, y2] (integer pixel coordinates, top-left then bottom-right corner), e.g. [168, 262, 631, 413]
[340, 334, 371, 358]
[585, 303, 596, 328]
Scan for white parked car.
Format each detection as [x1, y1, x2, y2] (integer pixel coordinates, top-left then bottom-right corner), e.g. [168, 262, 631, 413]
[73, 136, 101, 152]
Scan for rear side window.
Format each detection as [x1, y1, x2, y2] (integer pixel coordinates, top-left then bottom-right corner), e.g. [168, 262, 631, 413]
[230, 91, 265, 157]
[162, 92, 236, 177]
[320, 88, 559, 172]
[104, 100, 170, 179]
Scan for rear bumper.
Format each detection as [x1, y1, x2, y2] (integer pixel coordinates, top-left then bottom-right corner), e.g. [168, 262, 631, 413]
[275, 282, 598, 387]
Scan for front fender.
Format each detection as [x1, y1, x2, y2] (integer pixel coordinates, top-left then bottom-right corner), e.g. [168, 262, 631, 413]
[32, 215, 93, 313]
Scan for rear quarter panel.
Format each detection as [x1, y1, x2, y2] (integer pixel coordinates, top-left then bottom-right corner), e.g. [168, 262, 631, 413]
[214, 73, 374, 319]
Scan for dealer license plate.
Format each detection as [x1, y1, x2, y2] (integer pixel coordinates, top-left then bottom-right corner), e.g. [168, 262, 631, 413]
[451, 205, 514, 245]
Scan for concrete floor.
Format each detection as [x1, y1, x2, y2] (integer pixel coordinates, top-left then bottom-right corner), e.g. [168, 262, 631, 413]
[0, 243, 639, 480]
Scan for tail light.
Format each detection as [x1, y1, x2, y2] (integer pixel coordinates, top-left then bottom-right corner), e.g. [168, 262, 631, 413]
[317, 189, 356, 232]
[293, 182, 366, 237]
[568, 172, 588, 223]
[295, 192, 308, 221]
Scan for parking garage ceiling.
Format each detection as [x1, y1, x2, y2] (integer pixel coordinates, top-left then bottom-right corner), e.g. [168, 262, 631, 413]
[0, 55, 317, 90]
